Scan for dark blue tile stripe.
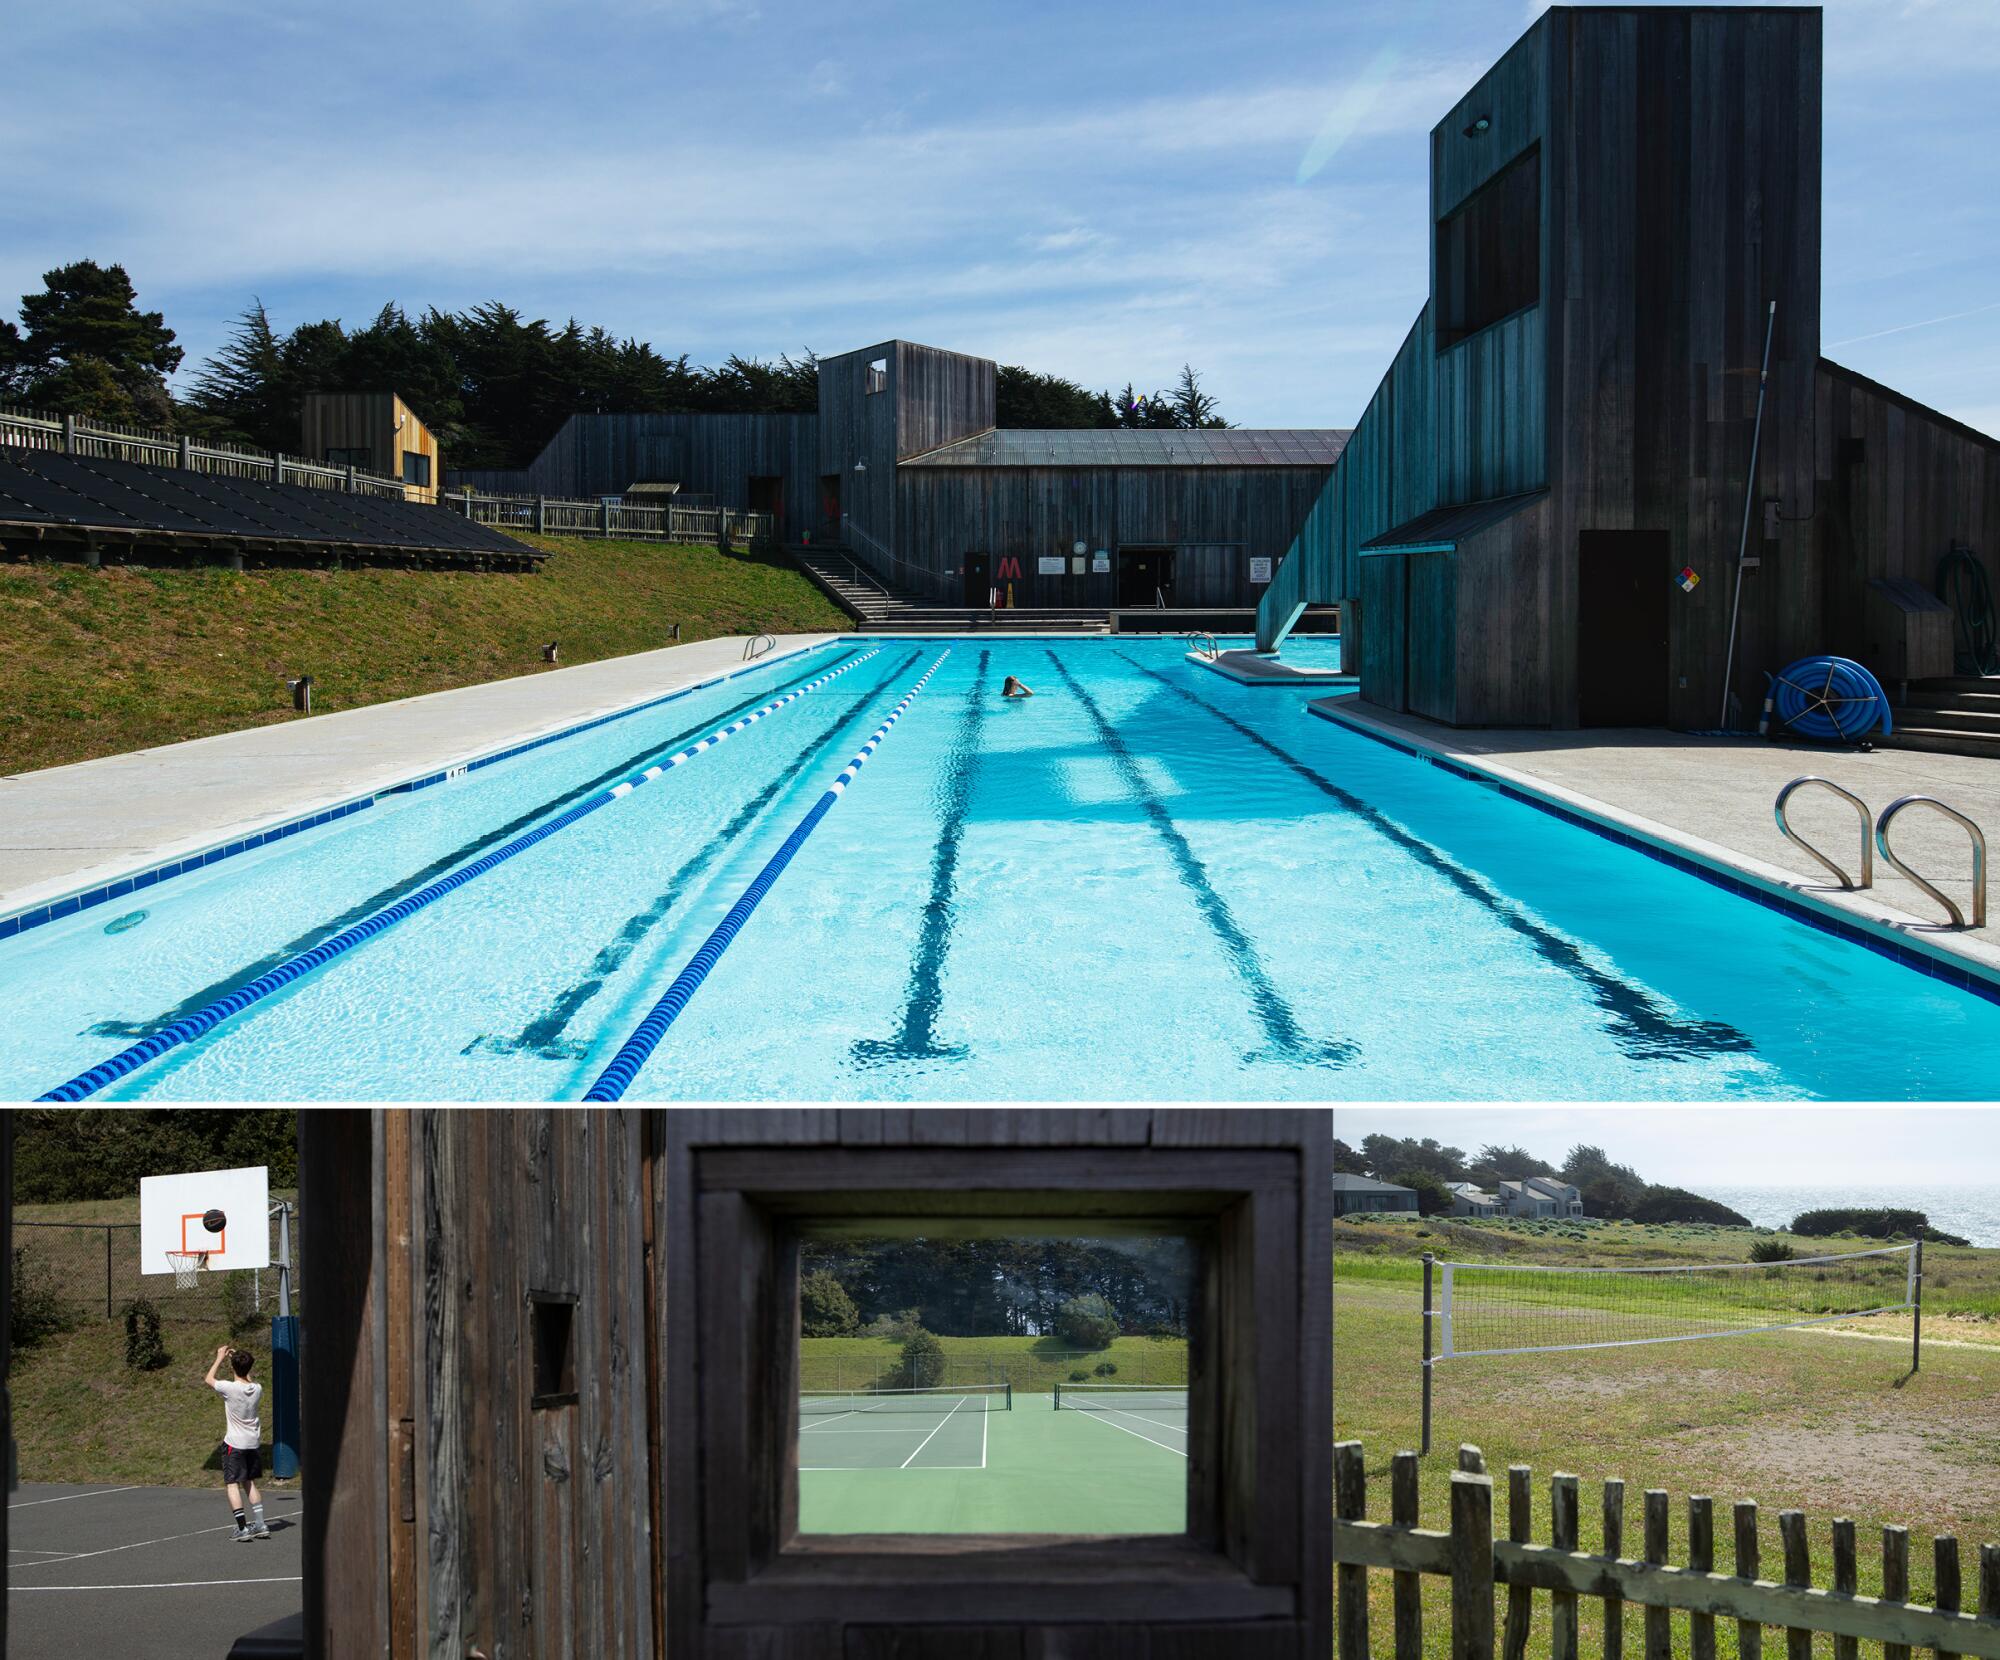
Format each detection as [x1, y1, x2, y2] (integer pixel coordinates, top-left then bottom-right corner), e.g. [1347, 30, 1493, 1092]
[1312, 704, 2000, 1009]
[0, 642, 840, 942]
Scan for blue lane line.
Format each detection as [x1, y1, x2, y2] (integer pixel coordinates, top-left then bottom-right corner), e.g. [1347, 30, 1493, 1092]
[583, 649, 952, 1102]
[37, 649, 883, 1102]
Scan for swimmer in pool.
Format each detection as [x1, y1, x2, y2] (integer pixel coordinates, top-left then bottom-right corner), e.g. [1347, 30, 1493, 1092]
[1002, 676, 1034, 698]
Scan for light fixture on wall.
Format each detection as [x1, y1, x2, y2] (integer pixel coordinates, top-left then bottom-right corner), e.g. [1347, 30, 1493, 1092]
[853, 459, 868, 473]
[1464, 114, 1491, 136]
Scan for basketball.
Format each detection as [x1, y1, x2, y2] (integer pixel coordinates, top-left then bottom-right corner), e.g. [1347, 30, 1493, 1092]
[201, 1207, 227, 1234]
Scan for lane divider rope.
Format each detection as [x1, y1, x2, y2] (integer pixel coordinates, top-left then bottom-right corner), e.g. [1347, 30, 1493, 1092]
[583, 649, 951, 1101]
[38, 648, 884, 1102]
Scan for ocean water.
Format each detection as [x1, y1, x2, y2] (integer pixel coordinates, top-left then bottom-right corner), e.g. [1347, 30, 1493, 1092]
[5, 634, 2000, 1100]
[1701, 1185, 2000, 1247]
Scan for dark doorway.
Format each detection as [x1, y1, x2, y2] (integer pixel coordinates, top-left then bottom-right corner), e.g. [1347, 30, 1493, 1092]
[1577, 529, 1669, 725]
[962, 551, 992, 608]
[817, 473, 841, 542]
[1118, 546, 1175, 608]
[748, 476, 783, 537]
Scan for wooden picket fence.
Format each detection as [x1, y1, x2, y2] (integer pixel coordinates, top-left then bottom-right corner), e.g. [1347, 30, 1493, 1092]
[1334, 1441, 2000, 1659]
[444, 488, 772, 549]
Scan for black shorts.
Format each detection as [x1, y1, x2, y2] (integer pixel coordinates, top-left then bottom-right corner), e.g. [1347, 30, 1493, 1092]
[221, 1445, 262, 1484]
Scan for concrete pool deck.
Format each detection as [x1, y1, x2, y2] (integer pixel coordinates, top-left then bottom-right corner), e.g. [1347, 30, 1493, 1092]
[0, 632, 837, 918]
[1312, 698, 2000, 978]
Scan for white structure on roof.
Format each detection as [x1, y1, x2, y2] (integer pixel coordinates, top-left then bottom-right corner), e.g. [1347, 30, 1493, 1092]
[1445, 1181, 1502, 1217]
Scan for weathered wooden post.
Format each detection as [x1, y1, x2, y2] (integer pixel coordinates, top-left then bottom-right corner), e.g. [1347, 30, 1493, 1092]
[1334, 1442, 1368, 1660]
[1421, 1252, 1435, 1456]
[1912, 1238, 1924, 1375]
[1779, 1509, 1812, 1660]
[1551, 1475, 1580, 1660]
[1689, 1497, 1717, 1660]
[1645, 1489, 1671, 1660]
[1980, 1543, 2000, 1625]
[1883, 1526, 1911, 1660]
[1393, 1451, 1423, 1659]
[1832, 1517, 1859, 1660]
[180, 434, 194, 470]
[62, 412, 77, 454]
[536, 495, 547, 535]
[1936, 1534, 1962, 1660]
[1451, 1469, 1496, 1660]
[1503, 1466, 1534, 1660]
[346, 464, 357, 493]
[601, 497, 612, 538]
[273, 454, 284, 486]
[1735, 1501, 1763, 1660]
[1604, 1478, 1626, 1658]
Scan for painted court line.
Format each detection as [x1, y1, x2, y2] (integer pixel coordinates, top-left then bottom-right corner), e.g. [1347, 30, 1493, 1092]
[899, 1396, 967, 1469]
[7, 1485, 144, 1508]
[798, 1409, 865, 1431]
[12, 1521, 244, 1567]
[14, 1575, 303, 1592]
[1071, 1407, 1189, 1459]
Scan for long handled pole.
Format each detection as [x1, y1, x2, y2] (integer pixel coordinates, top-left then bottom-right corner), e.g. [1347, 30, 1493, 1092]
[1420, 1252, 1434, 1457]
[1912, 1237, 1924, 1375]
[1718, 299, 1778, 730]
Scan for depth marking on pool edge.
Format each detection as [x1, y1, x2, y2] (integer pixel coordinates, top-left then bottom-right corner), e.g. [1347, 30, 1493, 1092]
[1044, 650, 1354, 1068]
[582, 649, 951, 1102]
[84, 648, 868, 1044]
[468, 649, 924, 1060]
[37, 650, 884, 1102]
[1115, 652, 1756, 1064]
[853, 646, 992, 1066]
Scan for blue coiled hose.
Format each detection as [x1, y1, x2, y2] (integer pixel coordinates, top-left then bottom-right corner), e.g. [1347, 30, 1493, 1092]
[1762, 655, 1892, 742]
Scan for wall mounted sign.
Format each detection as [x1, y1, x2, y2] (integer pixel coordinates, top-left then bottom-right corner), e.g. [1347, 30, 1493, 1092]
[1092, 551, 1110, 573]
[1038, 556, 1066, 576]
[1073, 541, 1086, 555]
[1249, 557, 1273, 583]
[1676, 566, 1700, 592]
[998, 556, 1024, 582]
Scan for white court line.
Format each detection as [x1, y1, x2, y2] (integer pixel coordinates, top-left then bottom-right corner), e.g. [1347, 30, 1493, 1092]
[12, 1521, 243, 1568]
[900, 1396, 967, 1469]
[7, 1486, 144, 1509]
[798, 1410, 866, 1431]
[1069, 1406, 1188, 1459]
[799, 1466, 985, 1473]
[981, 1402, 989, 1470]
[9, 1547, 80, 1557]
[14, 1575, 302, 1592]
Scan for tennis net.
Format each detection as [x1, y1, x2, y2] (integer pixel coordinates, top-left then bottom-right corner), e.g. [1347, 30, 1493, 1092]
[1053, 1383, 1188, 1413]
[799, 1382, 1013, 1415]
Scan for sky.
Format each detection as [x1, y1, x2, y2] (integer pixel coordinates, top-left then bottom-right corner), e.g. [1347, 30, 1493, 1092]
[4, 1, 1997, 433]
[1333, 1106, 2000, 1188]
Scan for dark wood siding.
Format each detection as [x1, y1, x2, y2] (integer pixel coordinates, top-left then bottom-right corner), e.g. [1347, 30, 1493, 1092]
[895, 341, 995, 459]
[817, 342, 907, 582]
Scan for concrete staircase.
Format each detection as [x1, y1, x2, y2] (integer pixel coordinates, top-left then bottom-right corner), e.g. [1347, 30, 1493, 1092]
[1885, 675, 2000, 759]
[788, 544, 1109, 633]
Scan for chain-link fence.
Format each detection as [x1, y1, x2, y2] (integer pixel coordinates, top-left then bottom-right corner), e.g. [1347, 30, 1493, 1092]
[12, 1215, 302, 1328]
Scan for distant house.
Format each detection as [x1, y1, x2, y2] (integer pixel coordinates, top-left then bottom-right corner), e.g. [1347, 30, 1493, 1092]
[1498, 1177, 1585, 1218]
[1445, 1181, 1501, 1218]
[300, 391, 441, 503]
[1333, 1174, 1419, 1217]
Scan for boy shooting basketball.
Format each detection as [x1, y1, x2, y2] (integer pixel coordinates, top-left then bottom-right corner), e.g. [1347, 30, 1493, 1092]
[203, 1343, 269, 1541]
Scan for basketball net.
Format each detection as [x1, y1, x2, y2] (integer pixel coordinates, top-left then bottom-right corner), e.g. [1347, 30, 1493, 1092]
[165, 1249, 210, 1291]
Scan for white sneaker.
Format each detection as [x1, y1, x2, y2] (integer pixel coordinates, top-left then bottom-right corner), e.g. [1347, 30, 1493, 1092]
[231, 1527, 252, 1543]
[249, 1522, 271, 1539]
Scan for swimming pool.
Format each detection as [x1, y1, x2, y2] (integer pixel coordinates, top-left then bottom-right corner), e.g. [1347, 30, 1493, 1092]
[4, 634, 1998, 1100]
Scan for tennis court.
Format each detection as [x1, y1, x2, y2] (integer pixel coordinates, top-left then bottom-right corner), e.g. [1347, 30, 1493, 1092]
[797, 1384, 1189, 1534]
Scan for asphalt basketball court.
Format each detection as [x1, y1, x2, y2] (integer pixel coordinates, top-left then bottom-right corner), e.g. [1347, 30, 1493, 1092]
[9, 1481, 303, 1659]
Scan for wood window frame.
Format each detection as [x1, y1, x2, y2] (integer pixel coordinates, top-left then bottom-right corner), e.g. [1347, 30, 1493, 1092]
[660, 1113, 1330, 1646]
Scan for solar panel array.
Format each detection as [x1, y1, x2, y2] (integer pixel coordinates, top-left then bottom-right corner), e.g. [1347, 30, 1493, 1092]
[905, 428, 1352, 468]
[0, 452, 540, 561]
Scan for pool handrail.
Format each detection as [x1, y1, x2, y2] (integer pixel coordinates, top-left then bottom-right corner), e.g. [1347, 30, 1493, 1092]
[1875, 795, 1988, 929]
[1774, 776, 1873, 891]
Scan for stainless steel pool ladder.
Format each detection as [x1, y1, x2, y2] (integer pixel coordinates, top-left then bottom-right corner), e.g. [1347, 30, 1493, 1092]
[1876, 795, 1988, 929]
[1774, 777, 1873, 891]
[742, 633, 777, 661]
[1775, 776, 1989, 927]
[1186, 631, 1220, 660]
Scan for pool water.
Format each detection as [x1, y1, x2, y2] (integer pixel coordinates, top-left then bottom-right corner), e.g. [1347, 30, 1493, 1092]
[4, 635, 1998, 1100]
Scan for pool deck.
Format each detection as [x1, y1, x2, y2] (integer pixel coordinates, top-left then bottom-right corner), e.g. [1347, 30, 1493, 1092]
[1188, 648, 1353, 688]
[0, 633, 836, 919]
[1313, 699, 2000, 978]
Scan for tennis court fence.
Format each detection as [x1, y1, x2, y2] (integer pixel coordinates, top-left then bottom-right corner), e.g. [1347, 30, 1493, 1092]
[12, 1217, 303, 1326]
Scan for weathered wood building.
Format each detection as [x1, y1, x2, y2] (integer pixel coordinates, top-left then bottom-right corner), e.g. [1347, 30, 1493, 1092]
[294, 1108, 1330, 1659]
[453, 338, 1349, 608]
[1257, 4, 2000, 729]
[301, 393, 443, 504]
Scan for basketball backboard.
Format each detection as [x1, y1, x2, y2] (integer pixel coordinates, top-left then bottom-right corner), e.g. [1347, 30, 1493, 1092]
[139, 1165, 270, 1273]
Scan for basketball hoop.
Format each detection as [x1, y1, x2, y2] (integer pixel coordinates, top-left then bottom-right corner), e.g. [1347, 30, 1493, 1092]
[165, 1249, 209, 1291]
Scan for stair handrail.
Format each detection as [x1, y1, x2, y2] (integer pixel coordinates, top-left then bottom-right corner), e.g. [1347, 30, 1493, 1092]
[1774, 777, 1873, 891]
[1875, 795, 1988, 928]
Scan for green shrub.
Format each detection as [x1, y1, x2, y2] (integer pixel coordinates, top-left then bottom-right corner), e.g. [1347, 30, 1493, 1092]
[899, 1329, 945, 1388]
[123, 1298, 169, 1371]
[1093, 1360, 1118, 1376]
[1069, 1369, 1090, 1382]
[800, 1270, 860, 1338]
[1055, 1294, 1119, 1350]
[10, 1248, 75, 1350]
[1749, 1240, 1795, 1263]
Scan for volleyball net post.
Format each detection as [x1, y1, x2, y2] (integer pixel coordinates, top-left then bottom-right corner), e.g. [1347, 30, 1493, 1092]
[1419, 1251, 1434, 1458]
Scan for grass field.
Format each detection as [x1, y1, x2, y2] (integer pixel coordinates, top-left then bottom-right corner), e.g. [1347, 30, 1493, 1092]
[1335, 1217, 2000, 1657]
[799, 1333, 1189, 1394]
[0, 535, 849, 774]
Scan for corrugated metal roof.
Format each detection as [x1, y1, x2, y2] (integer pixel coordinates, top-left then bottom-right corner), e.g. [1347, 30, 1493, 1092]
[1331, 1174, 1415, 1194]
[902, 427, 1351, 468]
[1358, 490, 1548, 553]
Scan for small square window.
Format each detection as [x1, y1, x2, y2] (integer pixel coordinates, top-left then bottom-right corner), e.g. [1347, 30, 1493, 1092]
[864, 357, 888, 395]
[401, 452, 432, 487]
[530, 1292, 577, 1408]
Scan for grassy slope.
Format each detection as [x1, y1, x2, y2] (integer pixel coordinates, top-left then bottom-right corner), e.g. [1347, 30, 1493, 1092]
[0, 535, 849, 774]
[800, 1334, 1189, 1395]
[1335, 1218, 2000, 1657]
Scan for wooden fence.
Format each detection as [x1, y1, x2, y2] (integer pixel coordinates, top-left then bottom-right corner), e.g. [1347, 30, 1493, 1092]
[445, 488, 773, 549]
[0, 404, 411, 499]
[1335, 1441, 2000, 1659]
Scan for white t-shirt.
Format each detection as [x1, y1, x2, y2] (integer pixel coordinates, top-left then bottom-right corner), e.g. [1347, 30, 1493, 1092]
[213, 1379, 262, 1450]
